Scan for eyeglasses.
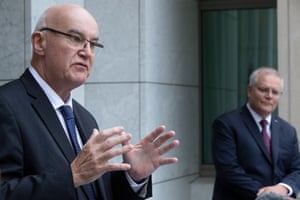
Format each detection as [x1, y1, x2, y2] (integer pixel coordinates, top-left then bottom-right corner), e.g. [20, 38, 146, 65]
[39, 27, 104, 52]
[255, 86, 282, 97]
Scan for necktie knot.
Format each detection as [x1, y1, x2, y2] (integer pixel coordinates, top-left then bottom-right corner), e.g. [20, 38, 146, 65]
[59, 105, 80, 154]
[260, 119, 268, 127]
[59, 105, 74, 121]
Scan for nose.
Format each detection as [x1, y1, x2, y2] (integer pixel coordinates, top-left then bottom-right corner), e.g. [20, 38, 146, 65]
[266, 91, 272, 97]
[265, 89, 275, 98]
[80, 41, 94, 56]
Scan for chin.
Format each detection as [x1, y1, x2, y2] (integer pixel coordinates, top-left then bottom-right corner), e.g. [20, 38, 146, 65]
[72, 77, 87, 87]
[74, 73, 88, 81]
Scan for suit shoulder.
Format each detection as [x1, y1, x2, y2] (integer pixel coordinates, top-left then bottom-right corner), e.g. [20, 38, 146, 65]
[214, 107, 242, 121]
[272, 115, 295, 129]
[72, 100, 98, 124]
[73, 99, 98, 131]
[0, 79, 25, 104]
[72, 100, 93, 116]
[0, 79, 22, 93]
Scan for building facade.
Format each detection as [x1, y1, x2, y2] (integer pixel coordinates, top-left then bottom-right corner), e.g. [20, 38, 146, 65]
[0, 0, 299, 199]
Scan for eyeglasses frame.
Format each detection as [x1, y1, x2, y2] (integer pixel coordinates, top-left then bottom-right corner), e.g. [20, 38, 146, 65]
[39, 27, 104, 50]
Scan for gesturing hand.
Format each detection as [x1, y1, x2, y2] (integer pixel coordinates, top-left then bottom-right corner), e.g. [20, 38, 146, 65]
[123, 125, 180, 182]
[71, 127, 133, 187]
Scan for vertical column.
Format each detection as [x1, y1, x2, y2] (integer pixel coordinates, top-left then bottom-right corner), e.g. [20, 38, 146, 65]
[0, 0, 25, 79]
[278, 0, 300, 136]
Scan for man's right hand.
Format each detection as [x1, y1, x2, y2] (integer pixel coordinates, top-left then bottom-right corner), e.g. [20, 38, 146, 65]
[71, 127, 133, 187]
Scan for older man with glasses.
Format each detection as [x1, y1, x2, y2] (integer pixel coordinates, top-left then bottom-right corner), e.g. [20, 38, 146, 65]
[0, 3, 179, 200]
[212, 67, 300, 200]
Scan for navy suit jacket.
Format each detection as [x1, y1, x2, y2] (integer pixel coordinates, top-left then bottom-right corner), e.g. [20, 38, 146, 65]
[0, 69, 152, 200]
[212, 105, 300, 200]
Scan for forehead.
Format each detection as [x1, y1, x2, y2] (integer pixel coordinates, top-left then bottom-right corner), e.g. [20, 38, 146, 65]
[47, 6, 99, 37]
[256, 72, 282, 88]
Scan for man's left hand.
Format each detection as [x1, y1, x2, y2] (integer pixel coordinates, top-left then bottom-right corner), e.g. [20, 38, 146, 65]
[123, 125, 180, 182]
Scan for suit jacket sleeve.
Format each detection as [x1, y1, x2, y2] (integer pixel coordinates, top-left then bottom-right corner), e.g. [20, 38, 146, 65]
[109, 171, 152, 200]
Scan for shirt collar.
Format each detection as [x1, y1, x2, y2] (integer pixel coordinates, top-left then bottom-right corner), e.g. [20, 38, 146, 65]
[29, 66, 73, 110]
[246, 103, 271, 125]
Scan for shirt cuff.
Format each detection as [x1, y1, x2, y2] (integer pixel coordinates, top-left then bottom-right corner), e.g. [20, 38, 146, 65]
[125, 172, 149, 197]
[278, 183, 293, 196]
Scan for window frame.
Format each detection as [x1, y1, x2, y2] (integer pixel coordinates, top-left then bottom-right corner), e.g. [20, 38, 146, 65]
[198, 0, 277, 177]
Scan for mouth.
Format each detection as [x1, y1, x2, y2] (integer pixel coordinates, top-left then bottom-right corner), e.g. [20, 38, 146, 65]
[261, 101, 274, 110]
[73, 63, 89, 70]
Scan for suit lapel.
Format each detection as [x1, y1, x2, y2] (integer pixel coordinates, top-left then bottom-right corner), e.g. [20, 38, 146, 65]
[270, 117, 280, 164]
[32, 97, 76, 161]
[20, 69, 76, 163]
[21, 69, 107, 199]
[241, 106, 272, 163]
[72, 101, 92, 144]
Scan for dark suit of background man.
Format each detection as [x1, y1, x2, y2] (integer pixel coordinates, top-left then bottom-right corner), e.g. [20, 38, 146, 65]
[212, 67, 300, 200]
[0, 3, 179, 200]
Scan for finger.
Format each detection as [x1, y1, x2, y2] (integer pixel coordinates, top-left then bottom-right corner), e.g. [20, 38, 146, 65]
[121, 131, 131, 146]
[104, 162, 131, 172]
[159, 157, 178, 165]
[78, 141, 132, 169]
[257, 187, 268, 195]
[95, 126, 125, 141]
[80, 129, 100, 156]
[143, 125, 166, 142]
[158, 139, 180, 156]
[100, 143, 133, 161]
[86, 128, 100, 141]
[100, 132, 132, 151]
[154, 130, 176, 147]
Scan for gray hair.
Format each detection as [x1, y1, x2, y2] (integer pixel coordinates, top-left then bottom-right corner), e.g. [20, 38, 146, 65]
[248, 67, 284, 90]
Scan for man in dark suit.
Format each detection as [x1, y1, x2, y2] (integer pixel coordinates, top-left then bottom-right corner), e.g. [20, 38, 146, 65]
[0, 3, 179, 200]
[212, 67, 300, 200]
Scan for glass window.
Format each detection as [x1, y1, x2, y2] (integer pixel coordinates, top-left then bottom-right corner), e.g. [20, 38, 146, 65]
[201, 8, 277, 164]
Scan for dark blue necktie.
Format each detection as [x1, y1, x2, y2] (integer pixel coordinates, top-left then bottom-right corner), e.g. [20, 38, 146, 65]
[59, 105, 97, 200]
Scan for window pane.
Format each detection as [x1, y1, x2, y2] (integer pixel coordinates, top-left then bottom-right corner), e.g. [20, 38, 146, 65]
[202, 8, 277, 164]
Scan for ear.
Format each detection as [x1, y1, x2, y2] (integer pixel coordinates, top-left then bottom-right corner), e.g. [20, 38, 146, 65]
[31, 31, 45, 55]
[247, 85, 252, 97]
